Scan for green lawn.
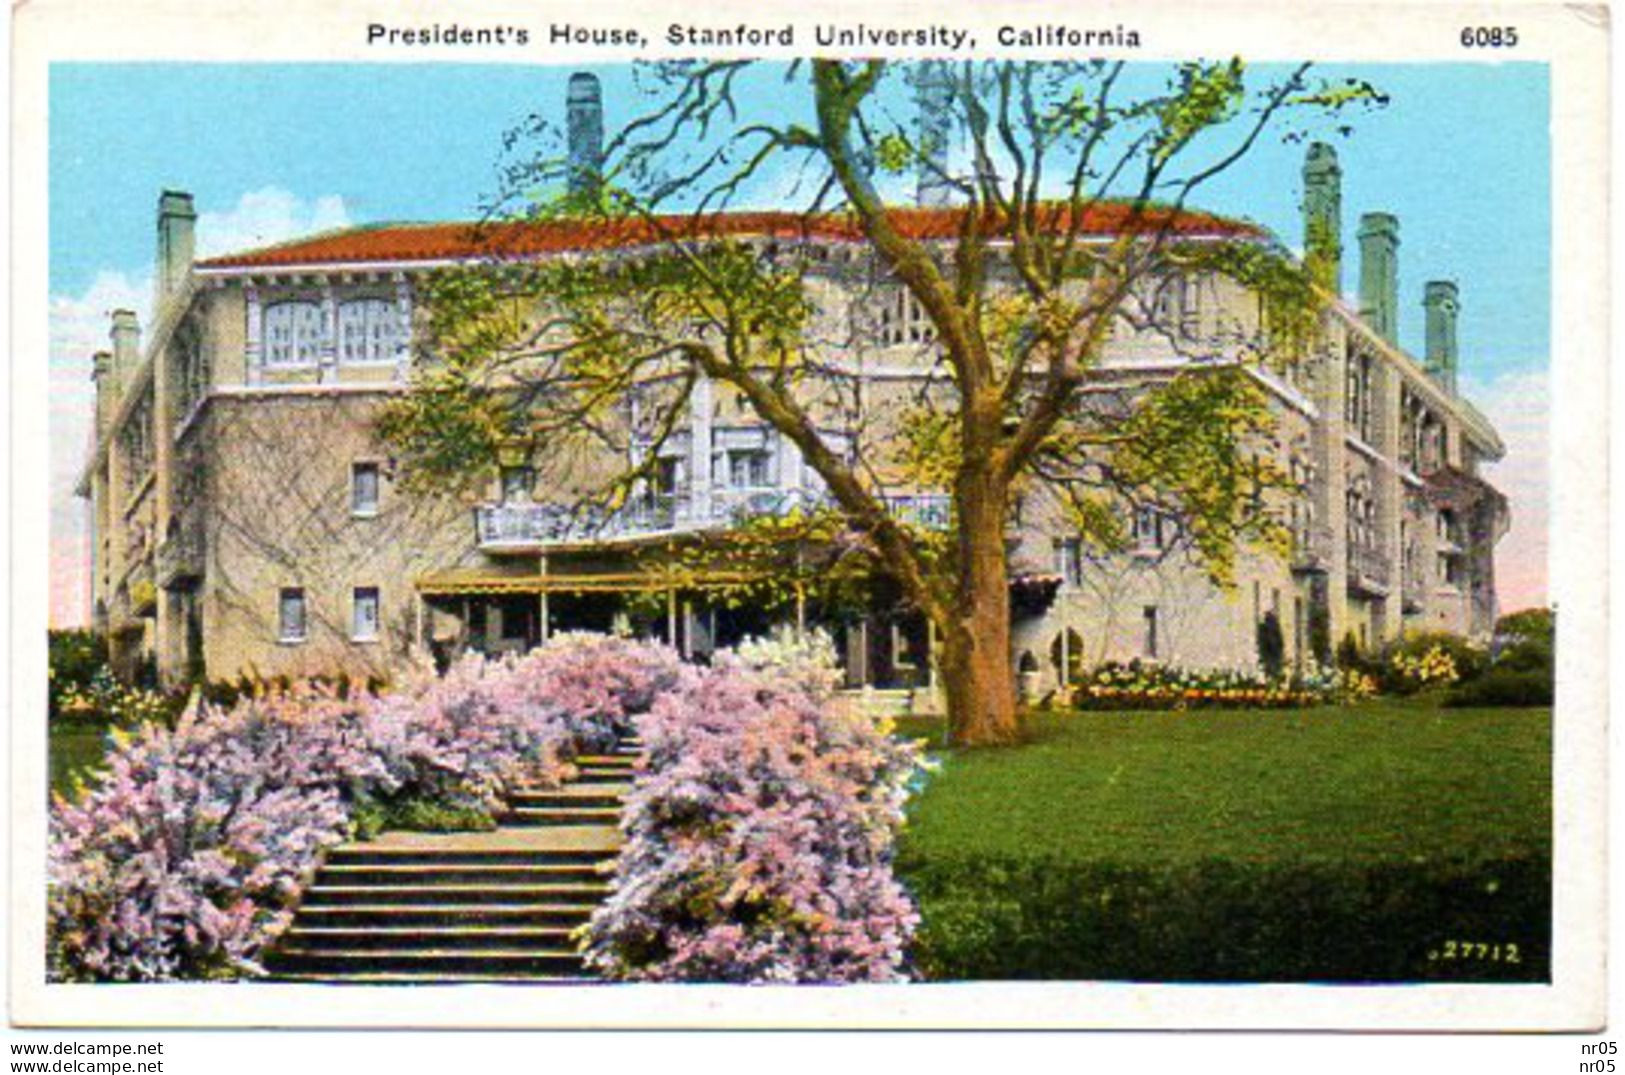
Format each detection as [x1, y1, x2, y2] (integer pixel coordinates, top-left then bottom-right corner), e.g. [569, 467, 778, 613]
[895, 701, 1552, 981]
[897, 702, 1550, 867]
[49, 725, 113, 800]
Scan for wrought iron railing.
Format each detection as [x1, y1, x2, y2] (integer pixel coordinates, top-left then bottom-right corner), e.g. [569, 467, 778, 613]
[475, 488, 953, 550]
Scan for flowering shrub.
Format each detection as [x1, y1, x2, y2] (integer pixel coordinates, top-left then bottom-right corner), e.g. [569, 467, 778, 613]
[585, 632, 928, 983]
[1072, 659, 1376, 711]
[1387, 644, 1460, 692]
[724, 626, 844, 701]
[47, 634, 687, 982]
[48, 687, 374, 980]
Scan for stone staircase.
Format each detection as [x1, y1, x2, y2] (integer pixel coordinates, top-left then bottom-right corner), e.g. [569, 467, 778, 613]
[264, 738, 640, 984]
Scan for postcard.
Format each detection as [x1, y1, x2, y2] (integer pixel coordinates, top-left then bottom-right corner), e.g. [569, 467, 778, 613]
[8, 0, 1608, 1034]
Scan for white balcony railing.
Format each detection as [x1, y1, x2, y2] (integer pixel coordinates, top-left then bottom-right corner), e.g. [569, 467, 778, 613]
[475, 488, 952, 551]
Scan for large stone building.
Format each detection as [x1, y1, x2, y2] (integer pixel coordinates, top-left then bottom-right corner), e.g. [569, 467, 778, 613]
[77, 75, 1507, 700]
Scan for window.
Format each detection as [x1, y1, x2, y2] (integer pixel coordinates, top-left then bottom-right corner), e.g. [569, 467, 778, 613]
[500, 466, 534, 504]
[647, 457, 680, 500]
[1152, 273, 1200, 337]
[1054, 537, 1083, 588]
[338, 298, 403, 364]
[352, 462, 380, 516]
[352, 587, 380, 642]
[727, 449, 771, 489]
[278, 588, 306, 642]
[1143, 606, 1159, 659]
[1133, 506, 1175, 553]
[264, 301, 323, 366]
[879, 287, 935, 346]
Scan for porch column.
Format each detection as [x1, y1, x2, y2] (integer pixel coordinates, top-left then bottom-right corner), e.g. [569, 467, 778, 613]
[244, 282, 263, 386]
[537, 555, 550, 644]
[1060, 625, 1071, 690]
[666, 587, 679, 649]
[926, 617, 937, 689]
[689, 375, 714, 521]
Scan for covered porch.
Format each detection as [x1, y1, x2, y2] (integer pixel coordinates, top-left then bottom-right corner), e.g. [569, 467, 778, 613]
[413, 566, 938, 696]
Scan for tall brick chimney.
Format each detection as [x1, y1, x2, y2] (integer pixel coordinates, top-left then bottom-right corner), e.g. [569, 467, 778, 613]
[1357, 212, 1400, 346]
[566, 72, 604, 198]
[91, 350, 114, 431]
[1301, 142, 1342, 294]
[156, 190, 196, 305]
[914, 62, 954, 208]
[110, 309, 141, 386]
[1423, 280, 1459, 394]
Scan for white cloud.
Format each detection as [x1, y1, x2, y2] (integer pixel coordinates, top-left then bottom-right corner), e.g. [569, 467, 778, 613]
[195, 188, 351, 259]
[48, 189, 351, 626]
[1462, 368, 1549, 613]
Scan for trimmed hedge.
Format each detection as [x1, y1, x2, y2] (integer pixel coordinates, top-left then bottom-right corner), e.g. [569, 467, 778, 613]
[1445, 669, 1553, 708]
[900, 852, 1549, 982]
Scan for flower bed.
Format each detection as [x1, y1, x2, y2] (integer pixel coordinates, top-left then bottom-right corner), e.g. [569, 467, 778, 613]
[46, 634, 683, 982]
[584, 629, 930, 983]
[1069, 660, 1375, 711]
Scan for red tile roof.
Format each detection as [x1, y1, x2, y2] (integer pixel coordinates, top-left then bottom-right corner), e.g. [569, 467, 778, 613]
[196, 203, 1265, 270]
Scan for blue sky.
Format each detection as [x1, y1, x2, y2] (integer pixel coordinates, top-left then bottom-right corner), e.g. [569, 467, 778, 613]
[50, 61, 1550, 377]
[46, 61, 1552, 620]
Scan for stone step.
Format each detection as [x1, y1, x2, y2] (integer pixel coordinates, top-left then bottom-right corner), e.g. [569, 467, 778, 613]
[571, 768, 635, 785]
[507, 789, 625, 810]
[280, 925, 579, 952]
[268, 947, 590, 977]
[295, 903, 596, 929]
[315, 863, 610, 887]
[300, 883, 610, 907]
[575, 755, 637, 768]
[324, 846, 612, 868]
[502, 807, 623, 827]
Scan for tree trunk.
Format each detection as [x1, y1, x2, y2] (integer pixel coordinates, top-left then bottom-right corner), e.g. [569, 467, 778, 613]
[940, 468, 1020, 746]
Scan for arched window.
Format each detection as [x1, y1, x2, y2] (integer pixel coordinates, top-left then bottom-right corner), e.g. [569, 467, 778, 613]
[338, 298, 403, 364]
[264, 301, 323, 366]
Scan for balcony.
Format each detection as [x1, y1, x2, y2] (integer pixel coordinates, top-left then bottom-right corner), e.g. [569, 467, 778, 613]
[156, 529, 204, 589]
[475, 488, 952, 552]
[1346, 545, 1391, 596]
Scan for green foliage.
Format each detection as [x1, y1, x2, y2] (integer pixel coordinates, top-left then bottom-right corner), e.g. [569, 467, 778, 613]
[1176, 240, 1324, 363]
[1307, 601, 1331, 664]
[1496, 607, 1554, 647]
[351, 794, 498, 841]
[1255, 610, 1285, 679]
[1103, 369, 1290, 586]
[873, 132, 915, 174]
[48, 629, 107, 693]
[1383, 631, 1487, 691]
[898, 705, 1550, 980]
[1335, 630, 1365, 671]
[1491, 607, 1554, 687]
[1152, 60, 1246, 165]
[1445, 669, 1553, 709]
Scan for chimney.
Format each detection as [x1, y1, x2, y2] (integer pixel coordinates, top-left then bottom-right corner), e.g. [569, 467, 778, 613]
[1423, 280, 1459, 394]
[110, 309, 141, 384]
[566, 72, 604, 199]
[91, 350, 114, 431]
[156, 190, 196, 304]
[1301, 142, 1342, 294]
[914, 62, 954, 208]
[1357, 212, 1400, 346]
